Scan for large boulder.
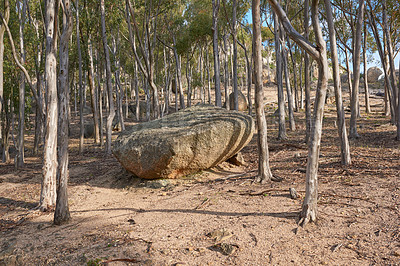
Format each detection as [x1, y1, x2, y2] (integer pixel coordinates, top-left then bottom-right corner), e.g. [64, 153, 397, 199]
[367, 67, 383, 83]
[113, 105, 254, 179]
[224, 90, 248, 111]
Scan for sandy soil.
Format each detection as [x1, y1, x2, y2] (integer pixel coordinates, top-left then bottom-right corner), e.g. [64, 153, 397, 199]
[1, 84, 399, 265]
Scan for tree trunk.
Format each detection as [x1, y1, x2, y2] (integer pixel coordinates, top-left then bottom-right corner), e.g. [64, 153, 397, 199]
[223, 32, 229, 109]
[383, 0, 399, 136]
[232, 0, 238, 110]
[54, 0, 72, 225]
[274, 13, 286, 140]
[0, 0, 9, 154]
[96, 52, 104, 147]
[101, 0, 115, 155]
[282, 31, 296, 131]
[253, 0, 274, 183]
[16, 0, 27, 168]
[205, 48, 212, 105]
[349, 0, 364, 139]
[88, 34, 100, 143]
[112, 34, 125, 131]
[288, 41, 299, 112]
[40, 0, 59, 211]
[268, 0, 329, 226]
[324, 0, 351, 166]
[212, 0, 221, 107]
[304, 0, 311, 144]
[363, 22, 371, 114]
[77, 0, 84, 153]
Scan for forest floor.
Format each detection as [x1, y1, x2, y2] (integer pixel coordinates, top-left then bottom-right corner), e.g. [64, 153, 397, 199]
[0, 84, 400, 265]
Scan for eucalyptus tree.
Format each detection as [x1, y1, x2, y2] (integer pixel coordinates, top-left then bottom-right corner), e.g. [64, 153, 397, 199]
[0, 0, 9, 154]
[212, 0, 222, 107]
[16, 0, 27, 168]
[349, 0, 365, 139]
[253, 0, 274, 183]
[268, 0, 329, 226]
[40, 0, 59, 211]
[54, 0, 73, 225]
[367, 2, 397, 128]
[100, 0, 115, 155]
[273, 12, 286, 140]
[76, 0, 85, 153]
[126, 0, 161, 118]
[324, 0, 351, 165]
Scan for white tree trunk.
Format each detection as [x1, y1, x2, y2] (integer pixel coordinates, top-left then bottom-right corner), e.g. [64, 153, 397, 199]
[54, 0, 73, 225]
[253, 0, 274, 183]
[101, 0, 115, 155]
[40, 0, 58, 211]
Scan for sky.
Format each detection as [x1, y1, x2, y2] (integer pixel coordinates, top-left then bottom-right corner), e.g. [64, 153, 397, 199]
[243, 9, 400, 73]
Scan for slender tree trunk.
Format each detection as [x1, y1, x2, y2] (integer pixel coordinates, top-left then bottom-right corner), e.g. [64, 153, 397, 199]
[274, 13, 286, 140]
[54, 0, 72, 225]
[349, 0, 364, 139]
[383, 0, 399, 134]
[223, 32, 229, 109]
[363, 23, 371, 114]
[253, 0, 274, 183]
[324, 0, 351, 166]
[112, 34, 125, 131]
[212, 0, 221, 107]
[282, 32, 296, 131]
[96, 52, 104, 147]
[304, 0, 311, 143]
[134, 60, 140, 121]
[186, 57, 192, 107]
[2, 98, 11, 162]
[16, 0, 27, 168]
[76, 0, 84, 153]
[205, 48, 212, 105]
[40, 0, 59, 211]
[101, 0, 115, 155]
[268, 0, 329, 226]
[88, 34, 100, 143]
[0, 0, 10, 154]
[232, 0, 238, 110]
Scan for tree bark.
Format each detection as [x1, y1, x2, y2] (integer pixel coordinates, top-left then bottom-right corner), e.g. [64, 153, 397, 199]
[101, 0, 115, 155]
[363, 22, 371, 114]
[324, 0, 351, 166]
[212, 0, 221, 107]
[274, 13, 286, 140]
[54, 0, 72, 225]
[349, 0, 365, 139]
[40, 0, 59, 211]
[281, 31, 296, 131]
[0, 0, 10, 153]
[303, 0, 311, 143]
[88, 33, 100, 143]
[232, 0, 238, 110]
[268, 0, 329, 226]
[16, 0, 27, 168]
[76, 0, 84, 153]
[253, 0, 274, 183]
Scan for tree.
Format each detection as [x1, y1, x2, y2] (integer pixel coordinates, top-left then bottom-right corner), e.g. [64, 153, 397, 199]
[54, 0, 73, 225]
[349, 0, 365, 139]
[324, 0, 351, 166]
[253, 0, 274, 183]
[268, 0, 329, 226]
[40, 0, 59, 211]
[101, 0, 115, 155]
[212, 0, 222, 107]
[0, 0, 10, 156]
[16, 0, 27, 168]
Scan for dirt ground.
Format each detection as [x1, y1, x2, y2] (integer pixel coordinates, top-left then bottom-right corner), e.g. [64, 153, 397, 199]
[0, 84, 399, 265]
